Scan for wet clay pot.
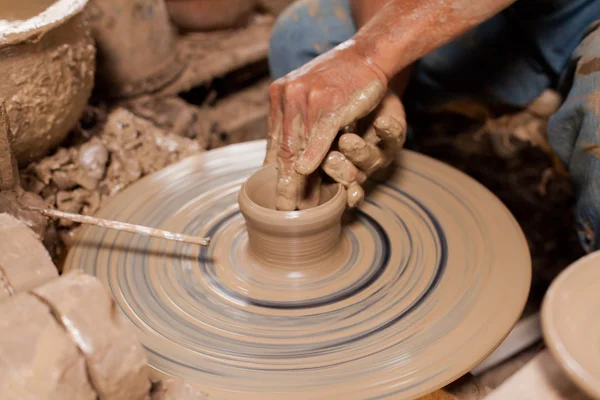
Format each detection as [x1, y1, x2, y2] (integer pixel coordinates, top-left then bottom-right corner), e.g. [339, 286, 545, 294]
[238, 164, 346, 267]
[87, 0, 183, 98]
[0, 0, 95, 166]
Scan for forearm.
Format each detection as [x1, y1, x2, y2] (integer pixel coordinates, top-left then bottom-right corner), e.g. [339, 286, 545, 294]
[350, 0, 389, 28]
[349, 0, 517, 79]
[350, 0, 413, 96]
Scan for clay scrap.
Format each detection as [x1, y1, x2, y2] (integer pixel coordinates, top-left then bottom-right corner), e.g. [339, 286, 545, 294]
[0, 292, 96, 400]
[0, 103, 20, 191]
[21, 107, 202, 248]
[0, 213, 57, 300]
[33, 270, 151, 400]
[0, 0, 95, 165]
[151, 379, 209, 400]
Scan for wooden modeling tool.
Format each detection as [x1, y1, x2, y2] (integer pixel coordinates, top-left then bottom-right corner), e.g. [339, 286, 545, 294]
[36, 208, 210, 246]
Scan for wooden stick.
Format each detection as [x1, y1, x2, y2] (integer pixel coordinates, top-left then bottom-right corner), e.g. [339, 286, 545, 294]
[37, 208, 210, 246]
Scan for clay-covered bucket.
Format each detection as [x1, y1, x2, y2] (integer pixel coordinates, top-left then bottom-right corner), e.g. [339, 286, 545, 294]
[0, 0, 95, 166]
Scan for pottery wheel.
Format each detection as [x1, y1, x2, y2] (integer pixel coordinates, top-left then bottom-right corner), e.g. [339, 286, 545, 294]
[64, 140, 531, 399]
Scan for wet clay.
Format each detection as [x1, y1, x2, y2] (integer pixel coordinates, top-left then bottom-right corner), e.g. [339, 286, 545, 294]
[239, 164, 346, 267]
[151, 379, 208, 400]
[0, 3, 95, 165]
[0, 189, 49, 239]
[64, 140, 531, 399]
[33, 271, 151, 400]
[0, 213, 57, 301]
[0, 0, 58, 21]
[542, 251, 600, 399]
[87, 0, 183, 97]
[0, 213, 56, 302]
[0, 293, 96, 399]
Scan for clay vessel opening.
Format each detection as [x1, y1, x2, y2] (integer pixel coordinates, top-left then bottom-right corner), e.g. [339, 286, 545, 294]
[239, 164, 346, 268]
[0, 0, 58, 22]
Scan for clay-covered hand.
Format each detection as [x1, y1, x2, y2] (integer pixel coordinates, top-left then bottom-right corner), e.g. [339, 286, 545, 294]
[264, 43, 388, 210]
[321, 91, 407, 207]
[548, 23, 600, 253]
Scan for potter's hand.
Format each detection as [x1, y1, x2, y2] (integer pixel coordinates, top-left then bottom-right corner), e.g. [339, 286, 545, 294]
[548, 23, 600, 252]
[265, 43, 387, 211]
[321, 91, 406, 207]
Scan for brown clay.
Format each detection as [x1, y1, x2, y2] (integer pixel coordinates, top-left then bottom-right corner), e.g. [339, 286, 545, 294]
[0, 213, 57, 301]
[0, 102, 20, 191]
[21, 107, 201, 247]
[239, 164, 346, 267]
[0, 189, 49, 238]
[165, 0, 257, 31]
[0, 0, 58, 21]
[151, 378, 208, 400]
[0, 0, 95, 165]
[0, 293, 96, 399]
[33, 270, 151, 400]
[87, 0, 183, 98]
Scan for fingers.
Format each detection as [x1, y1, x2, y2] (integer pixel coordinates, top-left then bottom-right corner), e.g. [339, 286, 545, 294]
[321, 151, 366, 208]
[295, 117, 340, 175]
[338, 133, 384, 175]
[374, 115, 406, 167]
[297, 173, 321, 210]
[275, 88, 307, 211]
[265, 82, 283, 166]
[295, 81, 386, 176]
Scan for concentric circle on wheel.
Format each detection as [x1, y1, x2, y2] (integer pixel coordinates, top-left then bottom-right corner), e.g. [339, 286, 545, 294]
[65, 140, 531, 399]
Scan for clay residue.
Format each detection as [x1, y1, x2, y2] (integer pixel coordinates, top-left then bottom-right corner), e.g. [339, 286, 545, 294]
[151, 379, 208, 400]
[0, 213, 57, 301]
[1, 12, 95, 165]
[32, 271, 151, 400]
[0, 189, 48, 239]
[21, 107, 202, 251]
[0, 293, 96, 399]
[0, 0, 57, 21]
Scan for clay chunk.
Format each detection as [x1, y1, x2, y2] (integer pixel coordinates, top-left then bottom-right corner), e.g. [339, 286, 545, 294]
[33, 271, 151, 400]
[151, 379, 208, 400]
[0, 293, 96, 400]
[0, 213, 57, 300]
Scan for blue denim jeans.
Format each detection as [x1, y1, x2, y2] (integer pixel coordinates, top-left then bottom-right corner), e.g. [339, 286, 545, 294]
[268, 0, 600, 251]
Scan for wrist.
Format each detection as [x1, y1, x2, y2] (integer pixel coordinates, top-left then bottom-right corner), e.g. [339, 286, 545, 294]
[347, 36, 395, 84]
[352, 30, 407, 82]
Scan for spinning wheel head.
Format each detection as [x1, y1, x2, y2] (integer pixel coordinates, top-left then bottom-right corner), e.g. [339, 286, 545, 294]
[65, 140, 531, 399]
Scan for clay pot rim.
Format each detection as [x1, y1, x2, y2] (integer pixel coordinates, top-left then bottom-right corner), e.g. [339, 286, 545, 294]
[239, 165, 346, 225]
[0, 0, 88, 46]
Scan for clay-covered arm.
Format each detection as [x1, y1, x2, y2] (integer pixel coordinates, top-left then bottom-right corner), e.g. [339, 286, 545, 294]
[266, 0, 517, 211]
[350, 0, 413, 95]
[351, 0, 518, 79]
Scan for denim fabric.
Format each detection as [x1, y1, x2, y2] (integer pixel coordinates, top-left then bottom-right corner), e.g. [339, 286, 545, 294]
[548, 24, 600, 252]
